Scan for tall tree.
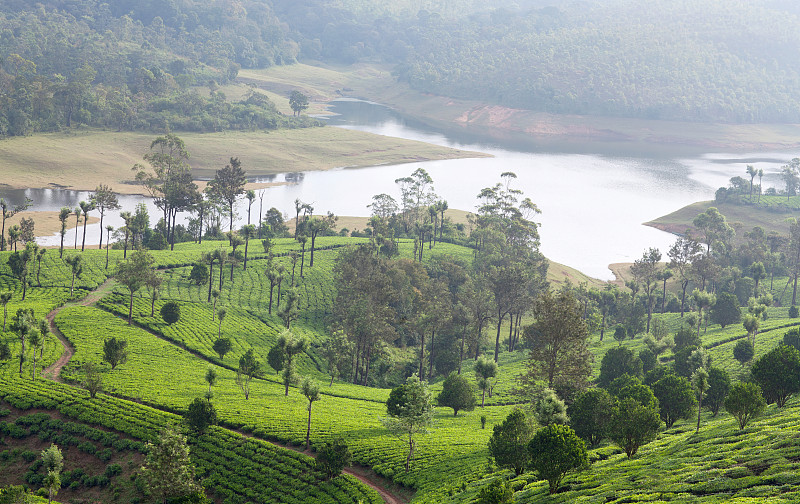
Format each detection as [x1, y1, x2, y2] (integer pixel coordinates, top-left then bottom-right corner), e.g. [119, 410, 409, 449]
[64, 254, 83, 296]
[781, 158, 800, 201]
[78, 200, 94, 252]
[521, 290, 592, 391]
[236, 349, 261, 400]
[139, 427, 203, 504]
[8, 242, 36, 301]
[73, 206, 81, 249]
[57, 207, 70, 258]
[208, 157, 246, 238]
[132, 133, 198, 249]
[0, 292, 12, 332]
[241, 224, 256, 270]
[115, 249, 158, 324]
[307, 212, 337, 267]
[630, 247, 662, 333]
[289, 90, 309, 116]
[277, 330, 306, 396]
[90, 185, 120, 251]
[301, 378, 321, 450]
[382, 375, 434, 472]
[0, 197, 31, 252]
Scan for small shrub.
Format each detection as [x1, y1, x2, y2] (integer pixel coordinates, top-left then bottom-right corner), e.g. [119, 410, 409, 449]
[790, 305, 799, 318]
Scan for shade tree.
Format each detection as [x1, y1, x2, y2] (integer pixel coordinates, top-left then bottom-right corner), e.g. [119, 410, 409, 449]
[725, 382, 766, 430]
[527, 424, 588, 494]
[382, 375, 434, 472]
[487, 408, 533, 476]
[437, 372, 476, 416]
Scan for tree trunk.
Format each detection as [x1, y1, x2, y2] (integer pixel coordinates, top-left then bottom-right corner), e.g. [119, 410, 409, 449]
[81, 215, 88, 252]
[600, 313, 606, 341]
[305, 403, 312, 450]
[696, 394, 703, 433]
[494, 311, 505, 362]
[207, 262, 214, 302]
[268, 283, 274, 314]
[244, 238, 249, 270]
[680, 280, 688, 317]
[428, 330, 435, 379]
[405, 435, 414, 472]
[662, 280, 668, 313]
[310, 234, 316, 267]
[419, 332, 426, 379]
[128, 291, 134, 325]
[98, 210, 104, 251]
[481, 387, 486, 408]
[458, 328, 466, 374]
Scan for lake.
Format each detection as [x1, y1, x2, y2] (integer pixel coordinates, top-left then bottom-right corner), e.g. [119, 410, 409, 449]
[1, 99, 796, 279]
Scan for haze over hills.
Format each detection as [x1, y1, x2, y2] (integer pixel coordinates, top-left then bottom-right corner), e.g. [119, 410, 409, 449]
[3, 0, 800, 138]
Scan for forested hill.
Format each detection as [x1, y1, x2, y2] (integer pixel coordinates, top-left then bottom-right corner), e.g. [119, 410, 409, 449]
[0, 1, 317, 136]
[5, 0, 800, 134]
[280, 0, 800, 123]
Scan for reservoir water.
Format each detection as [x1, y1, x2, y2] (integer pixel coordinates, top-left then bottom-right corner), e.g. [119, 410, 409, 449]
[1, 99, 797, 279]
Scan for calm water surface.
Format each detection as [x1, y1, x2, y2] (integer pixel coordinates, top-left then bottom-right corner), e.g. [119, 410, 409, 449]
[1, 100, 796, 279]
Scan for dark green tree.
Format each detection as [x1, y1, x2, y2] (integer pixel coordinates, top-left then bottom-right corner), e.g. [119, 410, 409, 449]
[487, 409, 533, 476]
[750, 344, 800, 407]
[598, 346, 642, 389]
[725, 382, 766, 430]
[437, 372, 477, 416]
[302, 378, 321, 450]
[609, 396, 662, 458]
[705, 367, 730, 416]
[652, 373, 696, 428]
[569, 388, 614, 447]
[315, 438, 352, 480]
[184, 397, 217, 432]
[139, 427, 204, 504]
[236, 349, 261, 400]
[528, 424, 588, 494]
[207, 157, 246, 237]
[189, 263, 209, 285]
[267, 344, 285, 375]
[115, 249, 158, 324]
[160, 301, 181, 324]
[474, 356, 498, 407]
[476, 478, 514, 504]
[103, 337, 128, 370]
[213, 337, 232, 361]
[733, 339, 755, 366]
[711, 292, 741, 328]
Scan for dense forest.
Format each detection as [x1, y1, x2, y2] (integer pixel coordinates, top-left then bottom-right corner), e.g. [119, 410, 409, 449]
[0, 0, 318, 135]
[4, 0, 800, 134]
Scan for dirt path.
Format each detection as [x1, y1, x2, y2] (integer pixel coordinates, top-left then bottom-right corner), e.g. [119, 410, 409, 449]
[38, 278, 410, 504]
[42, 279, 116, 382]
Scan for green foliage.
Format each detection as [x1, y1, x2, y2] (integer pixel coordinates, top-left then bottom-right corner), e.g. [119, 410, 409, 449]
[102, 337, 128, 370]
[609, 397, 662, 458]
[790, 305, 799, 318]
[784, 327, 800, 351]
[725, 382, 767, 430]
[184, 397, 217, 433]
[316, 438, 353, 480]
[212, 337, 232, 361]
[528, 424, 588, 494]
[651, 374, 697, 428]
[160, 301, 181, 325]
[705, 367, 731, 416]
[476, 478, 514, 504]
[382, 374, 434, 473]
[733, 339, 755, 366]
[436, 372, 476, 417]
[139, 427, 203, 503]
[488, 409, 533, 476]
[267, 343, 285, 375]
[673, 326, 701, 350]
[569, 388, 613, 447]
[750, 344, 800, 407]
[532, 388, 569, 427]
[638, 347, 657, 374]
[81, 362, 102, 398]
[711, 292, 741, 328]
[188, 263, 208, 286]
[598, 346, 642, 389]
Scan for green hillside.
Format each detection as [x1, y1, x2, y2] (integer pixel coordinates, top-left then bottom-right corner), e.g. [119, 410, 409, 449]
[1, 234, 800, 503]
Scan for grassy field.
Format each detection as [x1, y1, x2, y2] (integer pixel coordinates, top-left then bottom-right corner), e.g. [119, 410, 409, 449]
[0, 127, 488, 193]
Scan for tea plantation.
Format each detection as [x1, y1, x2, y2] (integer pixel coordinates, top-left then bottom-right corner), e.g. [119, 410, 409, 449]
[2, 237, 800, 503]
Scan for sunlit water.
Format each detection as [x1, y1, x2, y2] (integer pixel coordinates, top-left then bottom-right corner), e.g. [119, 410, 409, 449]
[1, 100, 796, 279]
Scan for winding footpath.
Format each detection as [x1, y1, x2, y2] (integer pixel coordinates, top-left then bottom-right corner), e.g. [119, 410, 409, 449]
[40, 279, 410, 504]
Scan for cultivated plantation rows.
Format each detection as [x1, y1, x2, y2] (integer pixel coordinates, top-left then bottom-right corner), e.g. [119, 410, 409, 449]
[2, 237, 800, 502]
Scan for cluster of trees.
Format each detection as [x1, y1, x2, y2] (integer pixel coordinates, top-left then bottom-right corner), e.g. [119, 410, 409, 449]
[334, 170, 547, 387]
